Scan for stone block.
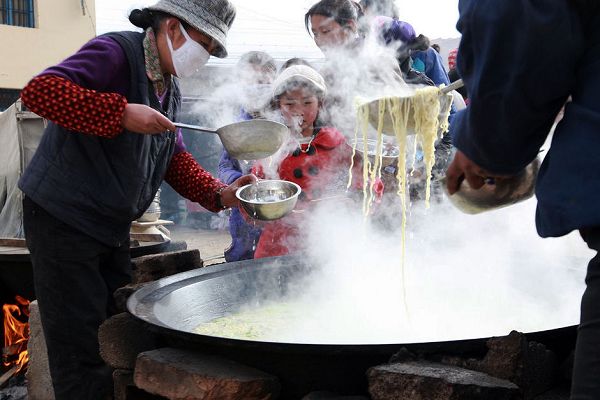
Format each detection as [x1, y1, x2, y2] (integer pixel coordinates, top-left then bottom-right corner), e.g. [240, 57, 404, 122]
[131, 249, 202, 284]
[99, 313, 160, 370]
[134, 347, 280, 400]
[443, 331, 558, 398]
[368, 361, 519, 400]
[114, 282, 149, 313]
[113, 369, 134, 400]
[25, 300, 55, 400]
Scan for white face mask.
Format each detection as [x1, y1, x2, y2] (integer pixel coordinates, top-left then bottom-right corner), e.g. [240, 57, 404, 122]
[166, 22, 210, 78]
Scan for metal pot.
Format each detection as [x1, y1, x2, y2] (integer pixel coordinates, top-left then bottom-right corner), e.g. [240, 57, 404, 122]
[442, 157, 540, 214]
[127, 255, 578, 398]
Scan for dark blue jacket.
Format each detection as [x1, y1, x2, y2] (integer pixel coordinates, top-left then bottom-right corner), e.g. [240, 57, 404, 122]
[412, 48, 451, 87]
[19, 32, 179, 247]
[450, 0, 600, 237]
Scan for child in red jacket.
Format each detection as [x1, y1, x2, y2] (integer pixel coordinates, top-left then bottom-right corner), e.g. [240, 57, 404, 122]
[252, 65, 354, 258]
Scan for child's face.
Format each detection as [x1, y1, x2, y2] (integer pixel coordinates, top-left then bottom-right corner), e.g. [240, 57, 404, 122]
[279, 88, 320, 134]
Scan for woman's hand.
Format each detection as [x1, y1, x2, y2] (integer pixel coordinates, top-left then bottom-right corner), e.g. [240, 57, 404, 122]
[122, 104, 176, 134]
[220, 174, 258, 208]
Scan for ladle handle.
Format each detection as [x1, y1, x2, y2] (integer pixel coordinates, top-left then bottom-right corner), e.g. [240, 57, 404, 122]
[440, 79, 464, 95]
[173, 122, 217, 134]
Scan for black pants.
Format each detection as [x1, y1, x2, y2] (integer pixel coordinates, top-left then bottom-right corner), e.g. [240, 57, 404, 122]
[23, 197, 131, 400]
[572, 228, 600, 400]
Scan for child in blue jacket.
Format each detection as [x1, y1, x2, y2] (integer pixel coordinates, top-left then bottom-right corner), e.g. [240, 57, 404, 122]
[218, 51, 276, 261]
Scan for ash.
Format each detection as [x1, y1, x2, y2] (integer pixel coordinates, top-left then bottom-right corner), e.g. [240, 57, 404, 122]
[0, 375, 27, 400]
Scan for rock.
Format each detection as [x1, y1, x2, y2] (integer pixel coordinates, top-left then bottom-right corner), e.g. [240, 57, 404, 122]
[134, 347, 280, 400]
[25, 300, 55, 400]
[114, 282, 149, 313]
[368, 361, 519, 400]
[99, 313, 160, 370]
[443, 331, 558, 399]
[389, 347, 418, 363]
[113, 369, 134, 400]
[131, 249, 202, 284]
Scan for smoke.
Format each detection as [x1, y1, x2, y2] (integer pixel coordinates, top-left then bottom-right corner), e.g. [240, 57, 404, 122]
[180, 15, 590, 346]
[256, 196, 591, 344]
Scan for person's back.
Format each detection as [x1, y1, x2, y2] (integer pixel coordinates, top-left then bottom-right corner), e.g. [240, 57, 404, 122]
[446, 2, 600, 398]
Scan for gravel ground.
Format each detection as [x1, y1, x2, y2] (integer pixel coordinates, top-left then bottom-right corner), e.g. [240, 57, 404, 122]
[168, 224, 232, 266]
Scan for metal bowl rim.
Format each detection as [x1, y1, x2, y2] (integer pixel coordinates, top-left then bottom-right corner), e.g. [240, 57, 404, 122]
[235, 180, 302, 205]
[347, 139, 399, 159]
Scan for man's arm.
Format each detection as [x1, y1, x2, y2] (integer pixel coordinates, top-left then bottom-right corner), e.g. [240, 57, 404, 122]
[450, 0, 585, 174]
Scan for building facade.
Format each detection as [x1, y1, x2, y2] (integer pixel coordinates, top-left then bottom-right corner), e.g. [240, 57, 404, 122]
[0, 0, 96, 110]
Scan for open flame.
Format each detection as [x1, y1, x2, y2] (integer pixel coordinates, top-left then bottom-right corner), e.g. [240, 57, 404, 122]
[2, 295, 30, 373]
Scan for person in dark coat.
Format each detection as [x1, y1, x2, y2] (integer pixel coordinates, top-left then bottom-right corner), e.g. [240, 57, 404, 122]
[445, 1, 600, 398]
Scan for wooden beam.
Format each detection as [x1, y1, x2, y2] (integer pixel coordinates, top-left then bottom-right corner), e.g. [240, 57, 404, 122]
[0, 365, 18, 388]
[0, 238, 27, 248]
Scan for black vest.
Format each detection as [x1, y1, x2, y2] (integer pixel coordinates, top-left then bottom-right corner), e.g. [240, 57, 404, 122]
[19, 31, 180, 247]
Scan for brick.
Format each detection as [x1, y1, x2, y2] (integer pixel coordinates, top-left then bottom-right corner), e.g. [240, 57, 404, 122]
[134, 348, 280, 400]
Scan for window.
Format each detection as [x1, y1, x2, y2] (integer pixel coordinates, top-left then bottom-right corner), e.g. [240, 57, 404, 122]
[0, 0, 35, 28]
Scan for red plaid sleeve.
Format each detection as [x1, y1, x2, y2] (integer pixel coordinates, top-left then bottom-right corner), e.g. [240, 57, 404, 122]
[164, 151, 227, 213]
[20, 74, 127, 138]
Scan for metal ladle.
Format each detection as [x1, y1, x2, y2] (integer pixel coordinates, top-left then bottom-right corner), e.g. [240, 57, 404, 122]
[174, 119, 289, 160]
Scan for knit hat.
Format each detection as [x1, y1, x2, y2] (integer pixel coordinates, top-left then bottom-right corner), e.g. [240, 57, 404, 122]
[448, 48, 458, 70]
[272, 65, 327, 97]
[373, 16, 416, 45]
[148, 0, 236, 58]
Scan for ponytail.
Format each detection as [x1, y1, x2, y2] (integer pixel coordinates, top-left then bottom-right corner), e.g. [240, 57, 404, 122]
[128, 8, 171, 32]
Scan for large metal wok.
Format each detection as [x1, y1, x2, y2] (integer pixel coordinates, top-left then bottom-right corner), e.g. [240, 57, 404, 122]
[128, 255, 579, 398]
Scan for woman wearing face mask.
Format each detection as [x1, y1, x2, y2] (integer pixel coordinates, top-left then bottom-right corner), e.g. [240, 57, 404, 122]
[17, 1, 254, 398]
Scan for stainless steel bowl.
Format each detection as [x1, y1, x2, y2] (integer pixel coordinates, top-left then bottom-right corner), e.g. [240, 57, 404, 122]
[441, 158, 540, 214]
[236, 180, 302, 221]
[348, 138, 399, 168]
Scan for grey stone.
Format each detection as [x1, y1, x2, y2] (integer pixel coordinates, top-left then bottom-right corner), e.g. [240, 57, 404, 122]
[131, 249, 203, 284]
[443, 331, 558, 399]
[99, 313, 160, 370]
[25, 300, 55, 400]
[134, 347, 280, 400]
[368, 360, 519, 400]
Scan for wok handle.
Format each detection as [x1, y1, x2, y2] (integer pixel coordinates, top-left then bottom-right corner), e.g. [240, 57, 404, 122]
[440, 79, 464, 95]
[173, 122, 217, 134]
